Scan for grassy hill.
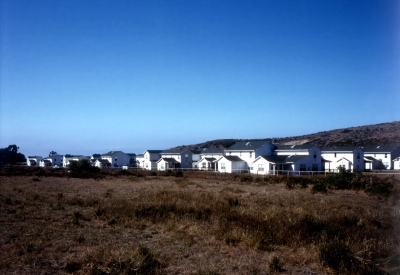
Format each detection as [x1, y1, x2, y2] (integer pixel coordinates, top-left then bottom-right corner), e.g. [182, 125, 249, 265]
[172, 121, 400, 150]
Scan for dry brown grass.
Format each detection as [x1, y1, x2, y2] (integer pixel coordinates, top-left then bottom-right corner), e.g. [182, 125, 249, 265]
[1, 172, 399, 274]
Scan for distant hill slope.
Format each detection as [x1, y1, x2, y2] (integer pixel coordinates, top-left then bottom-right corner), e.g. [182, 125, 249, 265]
[172, 121, 400, 150]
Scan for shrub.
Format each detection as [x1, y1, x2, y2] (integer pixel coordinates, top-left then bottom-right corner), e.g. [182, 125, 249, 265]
[365, 177, 394, 198]
[312, 182, 327, 194]
[269, 255, 284, 272]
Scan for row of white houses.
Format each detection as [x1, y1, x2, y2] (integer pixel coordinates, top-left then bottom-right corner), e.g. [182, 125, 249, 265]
[26, 142, 400, 174]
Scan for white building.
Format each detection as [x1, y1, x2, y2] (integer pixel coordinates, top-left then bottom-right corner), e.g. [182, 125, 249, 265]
[191, 148, 225, 169]
[62, 155, 90, 167]
[224, 141, 276, 170]
[393, 157, 400, 170]
[136, 154, 144, 168]
[100, 151, 130, 168]
[27, 156, 43, 166]
[157, 149, 193, 170]
[320, 146, 364, 172]
[361, 145, 400, 170]
[273, 144, 321, 171]
[251, 155, 312, 175]
[143, 150, 163, 170]
[215, 155, 246, 173]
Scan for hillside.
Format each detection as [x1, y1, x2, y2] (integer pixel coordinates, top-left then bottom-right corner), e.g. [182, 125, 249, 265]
[172, 121, 400, 150]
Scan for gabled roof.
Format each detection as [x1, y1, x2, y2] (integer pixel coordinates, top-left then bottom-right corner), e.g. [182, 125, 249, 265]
[136, 154, 144, 158]
[321, 157, 332, 162]
[360, 145, 399, 153]
[127, 153, 136, 156]
[274, 144, 316, 151]
[364, 156, 378, 161]
[226, 141, 273, 151]
[255, 155, 308, 164]
[144, 150, 163, 154]
[217, 156, 244, 162]
[101, 151, 126, 157]
[336, 157, 351, 163]
[321, 146, 360, 152]
[157, 158, 178, 163]
[199, 157, 217, 162]
[96, 159, 111, 164]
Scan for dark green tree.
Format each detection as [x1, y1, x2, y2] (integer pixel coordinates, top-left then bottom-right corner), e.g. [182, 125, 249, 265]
[49, 151, 58, 157]
[0, 145, 26, 165]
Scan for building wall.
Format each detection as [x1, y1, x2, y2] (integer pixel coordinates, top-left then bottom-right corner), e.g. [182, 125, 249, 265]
[321, 149, 364, 171]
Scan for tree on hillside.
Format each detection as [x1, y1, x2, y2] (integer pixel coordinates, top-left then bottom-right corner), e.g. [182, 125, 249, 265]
[0, 145, 26, 165]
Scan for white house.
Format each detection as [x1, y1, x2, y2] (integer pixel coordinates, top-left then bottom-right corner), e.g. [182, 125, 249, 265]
[191, 148, 225, 168]
[393, 157, 400, 170]
[143, 150, 163, 170]
[215, 155, 246, 173]
[157, 158, 178, 170]
[39, 158, 52, 167]
[224, 141, 276, 170]
[361, 145, 400, 169]
[136, 154, 144, 168]
[320, 146, 364, 172]
[94, 159, 111, 168]
[158, 149, 193, 170]
[62, 155, 90, 167]
[250, 155, 312, 175]
[27, 156, 43, 166]
[198, 157, 218, 171]
[273, 144, 321, 171]
[100, 151, 130, 168]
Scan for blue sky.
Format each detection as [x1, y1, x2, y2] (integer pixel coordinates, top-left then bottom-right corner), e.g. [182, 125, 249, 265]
[1, 0, 399, 157]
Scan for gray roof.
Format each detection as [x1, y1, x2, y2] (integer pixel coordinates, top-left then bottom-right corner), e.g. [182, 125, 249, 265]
[157, 158, 178, 163]
[201, 157, 217, 162]
[136, 154, 144, 158]
[101, 151, 126, 157]
[97, 159, 111, 164]
[321, 146, 360, 152]
[364, 156, 378, 161]
[226, 141, 273, 151]
[274, 144, 316, 151]
[145, 150, 163, 154]
[258, 155, 308, 164]
[360, 145, 399, 153]
[221, 156, 244, 162]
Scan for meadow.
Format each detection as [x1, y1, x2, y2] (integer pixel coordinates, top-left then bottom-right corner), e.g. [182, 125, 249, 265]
[0, 168, 399, 274]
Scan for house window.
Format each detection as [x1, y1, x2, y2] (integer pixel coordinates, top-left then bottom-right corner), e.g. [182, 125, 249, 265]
[334, 153, 336, 158]
[250, 152, 252, 158]
[240, 152, 242, 156]
[300, 164, 306, 171]
[258, 164, 264, 171]
[312, 164, 318, 171]
[221, 163, 225, 170]
[374, 154, 376, 157]
[313, 152, 316, 159]
[202, 162, 206, 168]
[357, 153, 360, 160]
[161, 165, 164, 170]
[385, 154, 387, 158]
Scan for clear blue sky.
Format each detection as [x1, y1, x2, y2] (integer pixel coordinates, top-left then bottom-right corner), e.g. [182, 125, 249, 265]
[1, 0, 399, 157]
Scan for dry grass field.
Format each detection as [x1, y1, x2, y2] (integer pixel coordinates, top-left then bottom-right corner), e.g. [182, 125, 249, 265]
[1, 169, 399, 275]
